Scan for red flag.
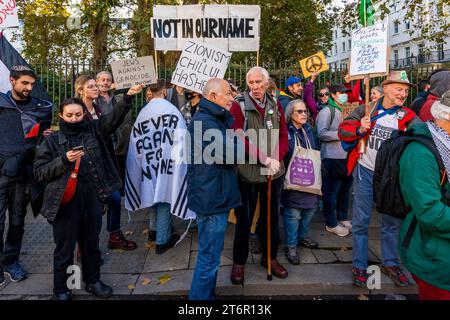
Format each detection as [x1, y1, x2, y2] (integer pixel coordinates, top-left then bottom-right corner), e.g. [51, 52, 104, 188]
[25, 122, 40, 139]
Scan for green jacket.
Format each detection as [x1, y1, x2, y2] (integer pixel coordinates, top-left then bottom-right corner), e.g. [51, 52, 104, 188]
[399, 122, 450, 291]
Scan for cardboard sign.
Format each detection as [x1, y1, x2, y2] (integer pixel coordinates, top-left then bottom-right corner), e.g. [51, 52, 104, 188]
[341, 102, 360, 120]
[111, 56, 157, 90]
[349, 22, 389, 78]
[299, 51, 329, 78]
[0, 0, 19, 29]
[171, 40, 232, 94]
[152, 5, 260, 52]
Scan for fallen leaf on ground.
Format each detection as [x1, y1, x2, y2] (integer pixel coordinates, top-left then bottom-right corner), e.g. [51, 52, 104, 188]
[145, 241, 156, 249]
[157, 274, 172, 285]
[358, 294, 369, 300]
[124, 230, 134, 236]
[141, 277, 152, 286]
[128, 284, 136, 290]
[113, 249, 125, 253]
[142, 229, 149, 235]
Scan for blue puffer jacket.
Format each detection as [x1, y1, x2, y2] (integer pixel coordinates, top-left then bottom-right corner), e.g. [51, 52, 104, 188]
[186, 98, 243, 215]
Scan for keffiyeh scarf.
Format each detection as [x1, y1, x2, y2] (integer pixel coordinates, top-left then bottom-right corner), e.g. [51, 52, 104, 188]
[427, 120, 450, 184]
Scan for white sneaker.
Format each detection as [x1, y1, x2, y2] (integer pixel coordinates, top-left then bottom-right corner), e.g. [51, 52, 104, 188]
[339, 220, 352, 232]
[326, 225, 350, 237]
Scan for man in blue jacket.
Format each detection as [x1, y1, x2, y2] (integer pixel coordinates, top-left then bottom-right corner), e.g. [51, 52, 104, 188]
[187, 78, 244, 300]
[0, 66, 53, 286]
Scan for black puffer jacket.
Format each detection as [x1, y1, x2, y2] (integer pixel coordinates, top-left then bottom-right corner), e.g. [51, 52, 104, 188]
[34, 95, 133, 221]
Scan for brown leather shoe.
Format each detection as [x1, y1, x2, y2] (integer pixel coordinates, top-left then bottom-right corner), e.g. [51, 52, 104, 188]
[108, 230, 137, 251]
[260, 258, 288, 279]
[231, 263, 245, 285]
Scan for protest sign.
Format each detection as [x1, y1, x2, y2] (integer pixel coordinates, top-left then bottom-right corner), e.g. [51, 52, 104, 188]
[171, 40, 232, 94]
[349, 22, 389, 78]
[299, 51, 329, 78]
[152, 4, 260, 52]
[341, 102, 360, 120]
[0, 0, 19, 29]
[111, 56, 157, 90]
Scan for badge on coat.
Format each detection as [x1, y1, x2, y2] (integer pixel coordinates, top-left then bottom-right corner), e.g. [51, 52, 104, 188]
[397, 111, 405, 120]
[266, 120, 273, 129]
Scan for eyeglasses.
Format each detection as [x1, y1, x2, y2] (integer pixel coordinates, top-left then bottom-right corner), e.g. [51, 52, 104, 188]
[295, 110, 308, 115]
[319, 92, 329, 97]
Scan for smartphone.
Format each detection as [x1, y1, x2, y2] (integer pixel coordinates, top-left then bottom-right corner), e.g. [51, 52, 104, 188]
[72, 146, 84, 151]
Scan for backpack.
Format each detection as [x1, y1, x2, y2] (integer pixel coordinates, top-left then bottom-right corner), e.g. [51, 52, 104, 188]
[373, 130, 448, 248]
[410, 94, 428, 115]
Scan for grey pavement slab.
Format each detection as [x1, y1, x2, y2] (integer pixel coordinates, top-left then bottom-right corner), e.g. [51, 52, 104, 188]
[243, 264, 370, 296]
[101, 251, 148, 274]
[333, 248, 353, 263]
[312, 249, 338, 264]
[20, 254, 54, 274]
[142, 234, 192, 273]
[0, 274, 53, 295]
[133, 270, 193, 295]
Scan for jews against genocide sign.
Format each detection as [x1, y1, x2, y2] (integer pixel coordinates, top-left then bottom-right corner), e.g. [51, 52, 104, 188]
[0, 0, 19, 29]
[111, 56, 157, 90]
[171, 40, 232, 94]
[299, 51, 329, 78]
[152, 5, 260, 52]
[350, 22, 388, 77]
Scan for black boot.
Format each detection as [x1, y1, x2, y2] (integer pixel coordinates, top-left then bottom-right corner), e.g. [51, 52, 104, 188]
[85, 280, 113, 299]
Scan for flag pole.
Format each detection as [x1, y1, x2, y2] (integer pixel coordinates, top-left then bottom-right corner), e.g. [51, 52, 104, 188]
[359, 0, 370, 155]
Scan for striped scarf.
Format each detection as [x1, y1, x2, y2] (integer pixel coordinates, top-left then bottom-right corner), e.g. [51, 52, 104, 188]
[427, 121, 450, 184]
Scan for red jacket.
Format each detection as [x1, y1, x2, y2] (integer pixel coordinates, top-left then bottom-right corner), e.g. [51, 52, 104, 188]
[419, 94, 440, 122]
[338, 103, 418, 174]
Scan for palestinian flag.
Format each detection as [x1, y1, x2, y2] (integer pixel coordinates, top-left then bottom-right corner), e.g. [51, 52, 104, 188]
[0, 32, 50, 101]
[359, 0, 375, 27]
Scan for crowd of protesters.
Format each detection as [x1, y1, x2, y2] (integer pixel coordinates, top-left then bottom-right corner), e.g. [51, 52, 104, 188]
[1, 64, 449, 301]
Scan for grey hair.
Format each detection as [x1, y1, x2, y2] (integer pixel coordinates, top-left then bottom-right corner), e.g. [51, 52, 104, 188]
[285, 99, 306, 123]
[246, 66, 270, 85]
[96, 71, 113, 81]
[203, 78, 226, 97]
[372, 85, 383, 94]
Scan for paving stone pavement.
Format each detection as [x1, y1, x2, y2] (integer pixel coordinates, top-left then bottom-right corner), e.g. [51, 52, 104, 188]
[0, 205, 418, 299]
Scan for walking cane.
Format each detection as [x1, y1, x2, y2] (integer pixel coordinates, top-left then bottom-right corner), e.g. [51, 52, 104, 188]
[267, 174, 272, 281]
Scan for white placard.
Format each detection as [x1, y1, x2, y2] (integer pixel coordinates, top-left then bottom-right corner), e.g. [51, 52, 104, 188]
[350, 22, 388, 76]
[0, 0, 19, 29]
[111, 56, 157, 90]
[152, 5, 260, 52]
[171, 40, 232, 94]
[0, 59, 10, 93]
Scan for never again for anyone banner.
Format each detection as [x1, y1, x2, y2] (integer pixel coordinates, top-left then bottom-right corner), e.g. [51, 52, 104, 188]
[152, 5, 260, 52]
[171, 40, 232, 94]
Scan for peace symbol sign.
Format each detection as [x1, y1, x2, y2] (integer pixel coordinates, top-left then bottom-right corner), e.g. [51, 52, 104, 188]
[305, 55, 323, 73]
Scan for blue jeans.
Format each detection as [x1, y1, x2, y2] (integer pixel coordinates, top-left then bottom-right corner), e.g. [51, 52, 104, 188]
[106, 190, 122, 232]
[152, 203, 172, 245]
[322, 173, 353, 228]
[189, 212, 228, 300]
[284, 207, 315, 247]
[352, 163, 402, 269]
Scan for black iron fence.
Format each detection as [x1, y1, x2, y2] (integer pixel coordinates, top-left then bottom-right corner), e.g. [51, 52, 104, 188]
[30, 59, 443, 120]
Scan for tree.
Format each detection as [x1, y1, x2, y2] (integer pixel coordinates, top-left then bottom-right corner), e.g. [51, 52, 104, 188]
[339, 0, 450, 52]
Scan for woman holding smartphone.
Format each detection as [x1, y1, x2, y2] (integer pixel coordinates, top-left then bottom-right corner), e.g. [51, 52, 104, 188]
[34, 84, 143, 300]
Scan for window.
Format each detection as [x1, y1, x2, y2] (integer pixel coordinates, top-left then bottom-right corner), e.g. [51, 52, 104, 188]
[405, 47, 410, 57]
[394, 21, 399, 34]
[335, 44, 338, 55]
[335, 30, 338, 38]
[394, 49, 399, 67]
[405, 21, 410, 30]
[348, 40, 352, 50]
[343, 42, 346, 52]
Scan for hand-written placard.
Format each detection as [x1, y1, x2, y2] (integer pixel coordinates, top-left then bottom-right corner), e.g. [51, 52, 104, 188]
[111, 56, 157, 90]
[0, 0, 19, 29]
[350, 22, 388, 76]
[341, 102, 360, 120]
[152, 5, 260, 52]
[171, 40, 232, 94]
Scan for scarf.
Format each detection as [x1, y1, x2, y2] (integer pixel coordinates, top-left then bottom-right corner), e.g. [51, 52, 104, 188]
[427, 120, 450, 184]
[59, 119, 88, 137]
[328, 98, 342, 112]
